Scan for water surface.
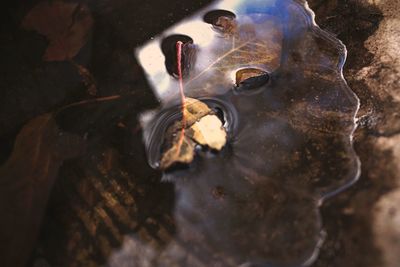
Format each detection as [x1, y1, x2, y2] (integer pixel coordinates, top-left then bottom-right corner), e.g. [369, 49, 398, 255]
[121, 0, 361, 266]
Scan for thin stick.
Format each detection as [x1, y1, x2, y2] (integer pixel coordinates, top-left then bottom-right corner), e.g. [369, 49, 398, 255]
[175, 41, 187, 156]
[56, 95, 121, 115]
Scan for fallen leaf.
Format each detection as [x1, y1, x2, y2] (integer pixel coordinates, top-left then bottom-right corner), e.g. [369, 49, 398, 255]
[183, 97, 213, 126]
[0, 113, 84, 267]
[137, 8, 282, 98]
[188, 115, 227, 150]
[22, 1, 93, 61]
[160, 135, 195, 169]
[164, 97, 213, 136]
[160, 98, 226, 170]
[235, 68, 268, 85]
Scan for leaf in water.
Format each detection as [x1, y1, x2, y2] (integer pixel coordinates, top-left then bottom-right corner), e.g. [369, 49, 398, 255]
[160, 134, 196, 170]
[0, 113, 84, 267]
[182, 97, 212, 126]
[188, 115, 227, 150]
[160, 98, 226, 170]
[235, 68, 267, 85]
[188, 23, 280, 83]
[137, 9, 282, 98]
[21, 1, 93, 61]
[138, 1, 361, 266]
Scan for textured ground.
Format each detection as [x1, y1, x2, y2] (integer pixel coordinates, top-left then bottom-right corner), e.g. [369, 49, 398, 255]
[309, 0, 400, 266]
[0, 0, 399, 266]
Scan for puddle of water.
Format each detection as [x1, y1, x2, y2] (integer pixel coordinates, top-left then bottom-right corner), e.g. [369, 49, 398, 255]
[115, 0, 361, 266]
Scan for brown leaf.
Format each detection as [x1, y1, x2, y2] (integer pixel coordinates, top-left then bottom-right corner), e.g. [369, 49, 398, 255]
[0, 113, 84, 267]
[235, 68, 268, 85]
[165, 97, 213, 134]
[185, 21, 281, 92]
[137, 11, 283, 98]
[160, 134, 195, 170]
[183, 97, 213, 126]
[160, 98, 226, 170]
[22, 1, 93, 61]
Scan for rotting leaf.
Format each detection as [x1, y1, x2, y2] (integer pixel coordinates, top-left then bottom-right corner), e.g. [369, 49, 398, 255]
[160, 98, 227, 170]
[21, 1, 93, 61]
[0, 113, 84, 267]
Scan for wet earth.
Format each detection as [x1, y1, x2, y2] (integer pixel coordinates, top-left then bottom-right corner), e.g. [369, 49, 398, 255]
[0, 0, 398, 267]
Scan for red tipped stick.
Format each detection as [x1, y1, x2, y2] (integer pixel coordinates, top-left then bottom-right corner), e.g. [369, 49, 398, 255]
[176, 41, 187, 155]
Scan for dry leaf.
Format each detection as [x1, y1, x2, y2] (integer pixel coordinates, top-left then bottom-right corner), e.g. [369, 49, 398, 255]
[160, 98, 226, 170]
[22, 1, 93, 61]
[0, 113, 84, 267]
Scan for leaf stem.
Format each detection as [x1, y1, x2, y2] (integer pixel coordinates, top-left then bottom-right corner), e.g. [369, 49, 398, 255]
[176, 41, 187, 157]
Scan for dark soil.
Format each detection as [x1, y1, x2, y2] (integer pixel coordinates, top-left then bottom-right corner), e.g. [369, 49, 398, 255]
[309, 1, 398, 267]
[0, 0, 396, 266]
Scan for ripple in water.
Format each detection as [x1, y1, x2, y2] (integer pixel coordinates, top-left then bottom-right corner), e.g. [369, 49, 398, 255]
[113, 0, 360, 266]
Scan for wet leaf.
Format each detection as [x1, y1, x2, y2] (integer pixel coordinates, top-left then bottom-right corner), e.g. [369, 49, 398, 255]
[183, 98, 213, 126]
[0, 113, 84, 267]
[160, 134, 195, 169]
[160, 98, 226, 170]
[139, 1, 361, 265]
[164, 98, 213, 135]
[235, 68, 268, 85]
[137, 10, 282, 97]
[195, 23, 280, 74]
[188, 115, 227, 150]
[21, 1, 93, 61]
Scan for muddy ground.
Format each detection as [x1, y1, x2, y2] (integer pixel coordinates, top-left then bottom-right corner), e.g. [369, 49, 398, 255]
[0, 0, 399, 266]
[309, 0, 400, 266]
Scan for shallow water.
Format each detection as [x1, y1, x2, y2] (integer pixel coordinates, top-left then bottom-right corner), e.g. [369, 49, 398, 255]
[114, 0, 361, 266]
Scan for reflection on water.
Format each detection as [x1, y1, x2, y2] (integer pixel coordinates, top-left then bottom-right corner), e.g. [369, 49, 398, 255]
[130, 0, 360, 266]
